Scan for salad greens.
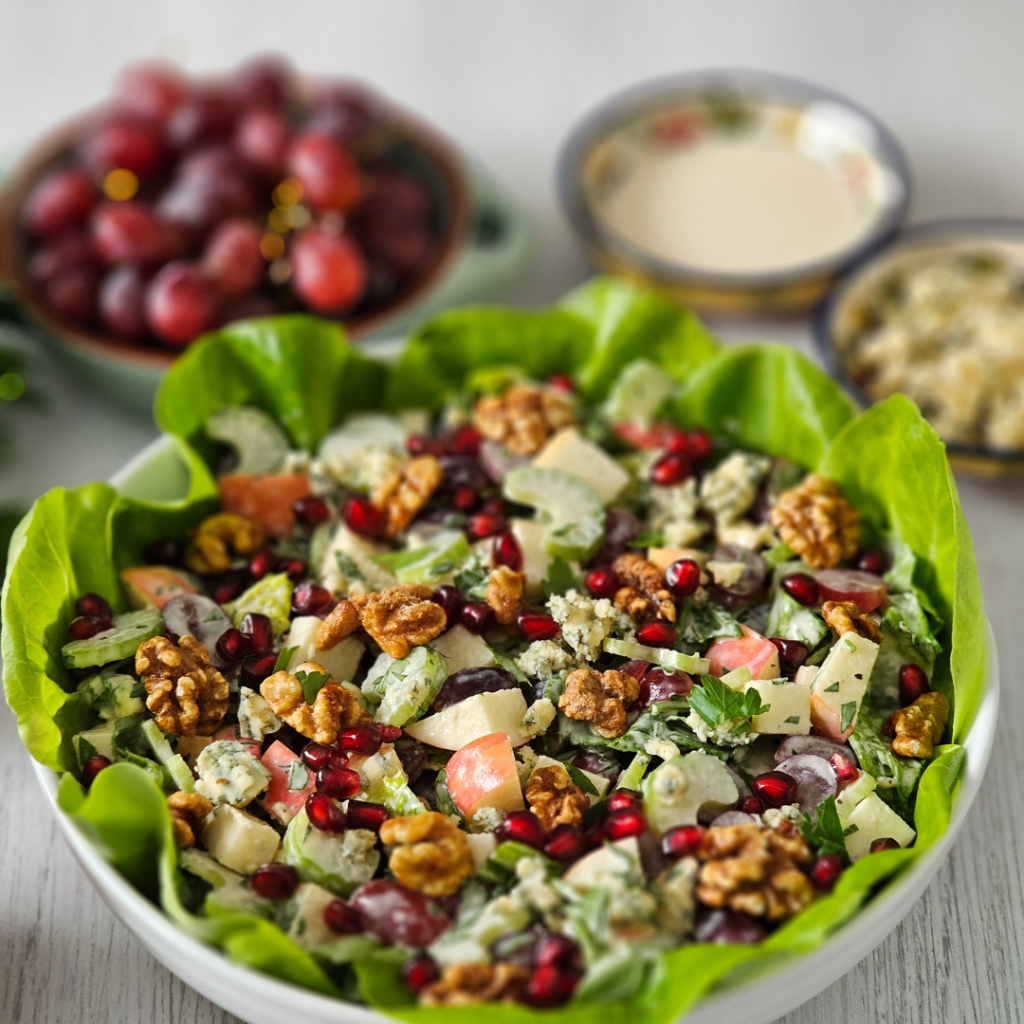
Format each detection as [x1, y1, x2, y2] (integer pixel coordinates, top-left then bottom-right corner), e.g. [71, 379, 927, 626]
[2, 275, 986, 1024]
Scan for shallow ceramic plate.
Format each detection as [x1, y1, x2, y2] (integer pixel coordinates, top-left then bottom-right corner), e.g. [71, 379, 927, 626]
[816, 218, 1024, 476]
[558, 69, 910, 314]
[29, 433, 999, 1024]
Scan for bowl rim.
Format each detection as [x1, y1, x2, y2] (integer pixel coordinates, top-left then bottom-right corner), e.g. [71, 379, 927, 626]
[25, 438, 1000, 1024]
[0, 86, 472, 369]
[813, 215, 1024, 466]
[556, 67, 912, 292]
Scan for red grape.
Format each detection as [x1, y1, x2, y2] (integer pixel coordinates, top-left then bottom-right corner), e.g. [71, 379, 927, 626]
[202, 218, 265, 298]
[99, 266, 148, 338]
[291, 228, 367, 314]
[157, 174, 254, 239]
[144, 261, 219, 345]
[91, 201, 171, 265]
[83, 116, 167, 178]
[115, 61, 188, 125]
[360, 171, 430, 225]
[287, 131, 362, 211]
[360, 220, 429, 275]
[167, 88, 236, 151]
[46, 265, 100, 322]
[21, 168, 98, 238]
[234, 107, 290, 176]
[28, 233, 98, 287]
[308, 84, 379, 145]
[229, 54, 293, 109]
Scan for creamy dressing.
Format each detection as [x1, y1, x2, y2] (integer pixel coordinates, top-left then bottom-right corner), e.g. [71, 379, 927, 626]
[598, 138, 869, 275]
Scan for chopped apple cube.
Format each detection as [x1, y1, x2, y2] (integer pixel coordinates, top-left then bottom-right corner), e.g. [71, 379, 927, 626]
[810, 631, 879, 741]
[201, 804, 281, 875]
[446, 733, 524, 818]
[533, 428, 630, 505]
[510, 518, 554, 595]
[283, 883, 338, 948]
[843, 792, 916, 861]
[284, 615, 366, 682]
[431, 625, 496, 674]
[404, 688, 531, 750]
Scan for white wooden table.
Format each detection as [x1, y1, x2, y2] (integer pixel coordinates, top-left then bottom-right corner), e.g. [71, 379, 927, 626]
[3, 2, 1024, 1021]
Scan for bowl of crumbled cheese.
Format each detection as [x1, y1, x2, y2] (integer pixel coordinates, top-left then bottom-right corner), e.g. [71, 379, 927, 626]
[817, 218, 1024, 474]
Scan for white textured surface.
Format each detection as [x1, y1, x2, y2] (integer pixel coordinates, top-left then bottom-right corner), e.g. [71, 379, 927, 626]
[2, 1, 1024, 1022]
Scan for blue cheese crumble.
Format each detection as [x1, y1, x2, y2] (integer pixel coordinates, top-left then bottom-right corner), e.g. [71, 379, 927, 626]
[515, 639, 578, 680]
[647, 477, 708, 548]
[195, 740, 271, 807]
[699, 452, 770, 524]
[237, 686, 282, 742]
[547, 589, 628, 661]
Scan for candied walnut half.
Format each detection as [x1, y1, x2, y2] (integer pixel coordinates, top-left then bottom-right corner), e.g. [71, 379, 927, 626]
[136, 634, 229, 737]
[350, 584, 447, 659]
[612, 552, 676, 623]
[421, 962, 530, 1007]
[167, 791, 212, 848]
[695, 820, 815, 922]
[486, 565, 526, 625]
[884, 691, 949, 759]
[558, 667, 640, 739]
[379, 811, 474, 898]
[316, 600, 359, 650]
[821, 600, 883, 644]
[472, 383, 576, 457]
[372, 454, 444, 539]
[184, 511, 265, 575]
[260, 662, 372, 745]
[770, 474, 860, 570]
[526, 764, 589, 831]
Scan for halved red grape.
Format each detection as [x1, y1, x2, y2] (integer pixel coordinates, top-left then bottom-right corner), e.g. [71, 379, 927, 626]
[815, 568, 887, 614]
[349, 879, 451, 947]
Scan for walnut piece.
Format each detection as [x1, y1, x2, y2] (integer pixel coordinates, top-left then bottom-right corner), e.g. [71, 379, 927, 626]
[558, 667, 639, 739]
[526, 764, 589, 831]
[884, 691, 949, 758]
[372, 454, 444, 539]
[821, 600, 882, 644]
[770, 474, 860, 570]
[486, 565, 526, 625]
[316, 600, 359, 650]
[350, 584, 447, 659]
[421, 962, 530, 1007]
[184, 511, 265, 575]
[167, 791, 212, 848]
[472, 383, 576, 457]
[695, 819, 815, 922]
[612, 552, 676, 623]
[260, 661, 372, 745]
[136, 634, 229, 738]
[379, 811, 475, 897]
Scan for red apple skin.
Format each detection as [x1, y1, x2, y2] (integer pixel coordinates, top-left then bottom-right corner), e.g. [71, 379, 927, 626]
[445, 732, 524, 817]
[706, 625, 780, 680]
[259, 740, 317, 825]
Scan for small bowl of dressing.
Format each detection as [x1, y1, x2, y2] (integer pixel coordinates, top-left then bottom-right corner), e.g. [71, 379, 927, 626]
[558, 70, 911, 313]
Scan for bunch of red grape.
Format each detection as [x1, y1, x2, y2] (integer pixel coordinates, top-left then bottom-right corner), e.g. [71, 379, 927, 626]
[19, 55, 435, 347]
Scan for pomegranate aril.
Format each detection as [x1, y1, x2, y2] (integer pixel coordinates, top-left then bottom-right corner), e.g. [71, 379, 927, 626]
[240, 650, 278, 687]
[247, 548, 277, 580]
[431, 585, 462, 630]
[830, 753, 859, 786]
[492, 530, 523, 571]
[739, 795, 765, 815]
[377, 724, 402, 741]
[781, 572, 820, 607]
[638, 667, 692, 707]
[605, 807, 648, 839]
[212, 571, 248, 605]
[401, 955, 440, 993]
[442, 425, 482, 457]
[339, 725, 383, 755]
[870, 837, 900, 853]
[325, 898, 364, 934]
[283, 558, 307, 582]
[770, 636, 809, 675]
[305, 792, 347, 832]
[406, 433, 441, 456]
[751, 771, 798, 808]
[898, 663, 930, 705]
[301, 742, 346, 772]
[452, 485, 479, 512]
[292, 581, 332, 616]
[664, 558, 701, 599]
[542, 824, 587, 863]
[494, 810, 545, 849]
[293, 494, 331, 528]
[694, 908, 766, 945]
[650, 451, 691, 487]
[663, 427, 690, 454]
[585, 566, 619, 600]
[346, 800, 390, 833]
[547, 373, 575, 394]
[525, 965, 579, 1008]
[534, 933, 580, 969]
[516, 610, 560, 642]
[317, 765, 361, 800]
[636, 619, 675, 647]
[606, 789, 640, 813]
[809, 854, 844, 892]
[215, 627, 249, 663]
[81, 754, 112, 788]
[68, 615, 111, 641]
[343, 496, 380, 537]
[250, 862, 299, 899]
[662, 823, 706, 860]
[585, 818, 607, 848]
[76, 592, 113, 619]
[686, 428, 714, 461]
[460, 601, 494, 635]
[856, 548, 891, 575]
[239, 612, 273, 654]
[465, 512, 505, 541]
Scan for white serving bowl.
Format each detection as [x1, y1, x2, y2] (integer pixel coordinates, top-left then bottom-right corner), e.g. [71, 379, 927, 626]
[32, 435, 1000, 1024]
